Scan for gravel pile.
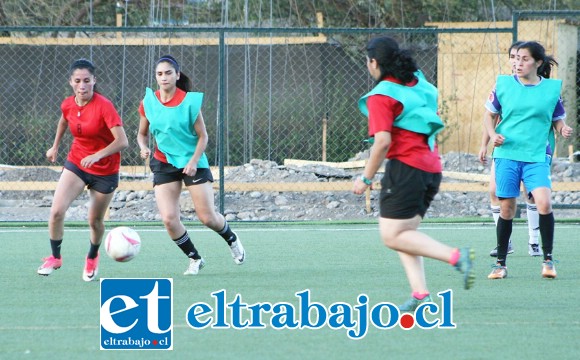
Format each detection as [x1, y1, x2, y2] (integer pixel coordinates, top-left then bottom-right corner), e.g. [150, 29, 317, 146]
[1, 152, 578, 222]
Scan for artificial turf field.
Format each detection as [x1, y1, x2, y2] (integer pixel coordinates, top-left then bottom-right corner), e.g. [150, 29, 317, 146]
[1, 221, 579, 359]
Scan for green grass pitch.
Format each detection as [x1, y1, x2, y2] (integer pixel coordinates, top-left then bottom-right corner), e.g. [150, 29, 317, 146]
[1, 222, 579, 359]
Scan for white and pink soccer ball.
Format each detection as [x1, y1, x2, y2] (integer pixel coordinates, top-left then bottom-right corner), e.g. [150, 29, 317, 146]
[105, 226, 141, 262]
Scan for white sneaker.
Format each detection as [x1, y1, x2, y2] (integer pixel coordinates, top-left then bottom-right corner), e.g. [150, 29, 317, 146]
[229, 233, 245, 265]
[528, 243, 543, 257]
[184, 258, 205, 275]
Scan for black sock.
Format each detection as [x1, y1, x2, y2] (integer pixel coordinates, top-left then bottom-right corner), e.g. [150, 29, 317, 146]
[173, 231, 201, 259]
[217, 220, 236, 245]
[50, 239, 63, 259]
[539, 212, 555, 261]
[87, 242, 100, 259]
[496, 217, 512, 267]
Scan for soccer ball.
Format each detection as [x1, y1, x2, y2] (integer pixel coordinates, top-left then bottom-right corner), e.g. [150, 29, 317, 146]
[105, 226, 141, 262]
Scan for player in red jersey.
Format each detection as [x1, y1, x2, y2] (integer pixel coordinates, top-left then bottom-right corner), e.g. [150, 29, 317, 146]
[354, 37, 474, 311]
[37, 59, 128, 282]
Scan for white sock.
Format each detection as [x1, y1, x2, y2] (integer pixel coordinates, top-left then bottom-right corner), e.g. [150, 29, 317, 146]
[491, 205, 500, 225]
[526, 203, 539, 245]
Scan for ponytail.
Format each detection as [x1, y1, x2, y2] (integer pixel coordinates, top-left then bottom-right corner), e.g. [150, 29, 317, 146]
[365, 36, 418, 85]
[517, 41, 558, 79]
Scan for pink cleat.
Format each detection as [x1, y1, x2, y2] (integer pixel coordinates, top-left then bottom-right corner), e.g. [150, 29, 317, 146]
[83, 253, 99, 282]
[37, 255, 62, 276]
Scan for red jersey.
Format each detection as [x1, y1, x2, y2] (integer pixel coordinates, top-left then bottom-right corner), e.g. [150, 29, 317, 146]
[61, 93, 123, 175]
[138, 88, 187, 164]
[366, 76, 442, 173]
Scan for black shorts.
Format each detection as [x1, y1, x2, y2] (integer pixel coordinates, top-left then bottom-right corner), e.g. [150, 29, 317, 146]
[149, 157, 213, 187]
[64, 160, 119, 194]
[379, 159, 441, 219]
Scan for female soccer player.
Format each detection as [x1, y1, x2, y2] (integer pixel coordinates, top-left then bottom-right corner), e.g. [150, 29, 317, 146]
[137, 55, 245, 275]
[37, 59, 129, 281]
[353, 37, 474, 311]
[479, 41, 544, 258]
[484, 41, 572, 279]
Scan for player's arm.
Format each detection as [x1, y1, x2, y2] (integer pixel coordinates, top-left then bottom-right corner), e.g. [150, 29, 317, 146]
[353, 131, 390, 195]
[46, 115, 68, 163]
[478, 125, 491, 164]
[137, 114, 151, 159]
[483, 109, 504, 147]
[183, 111, 209, 176]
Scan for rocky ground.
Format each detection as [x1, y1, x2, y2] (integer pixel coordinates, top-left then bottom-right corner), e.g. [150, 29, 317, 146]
[1, 152, 579, 222]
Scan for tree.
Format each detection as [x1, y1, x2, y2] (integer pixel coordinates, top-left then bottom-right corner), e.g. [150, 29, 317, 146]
[0, 0, 576, 29]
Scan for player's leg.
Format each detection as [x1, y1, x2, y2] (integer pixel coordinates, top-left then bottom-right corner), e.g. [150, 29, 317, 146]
[522, 157, 556, 278]
[155, 180, 204, 274]
[379, 216, 473, 311]
[522, 184, 541, 256]
[83, 188, 114, 281]
[38, 168, 86, 276]
[187, 174, 245, 265]
[48, 168, 87, 242]
[489, 160, 501, 224]
[488, 159, 520, 279]
[489, 160, 513, 256]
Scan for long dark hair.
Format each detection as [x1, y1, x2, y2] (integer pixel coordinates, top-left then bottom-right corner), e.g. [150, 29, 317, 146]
[508, 41, 524, 56]
[156, 55, 192, 92]
[517, 41, 558, 79]
[69, 58, 98, 93]
[365, 36, 418, 85]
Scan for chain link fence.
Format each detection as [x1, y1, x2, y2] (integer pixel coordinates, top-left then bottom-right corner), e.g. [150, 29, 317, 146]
[0, 10, 578, 221]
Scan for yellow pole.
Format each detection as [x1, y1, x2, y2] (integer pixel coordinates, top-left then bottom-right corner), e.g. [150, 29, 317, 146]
[116, 13, 122, 39]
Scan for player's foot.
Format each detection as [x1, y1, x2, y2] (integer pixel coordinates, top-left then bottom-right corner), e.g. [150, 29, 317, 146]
[541, 260, 557, 279]
[399, 295, 433, 312]
[489, 241, 514, 257]
[37, 255, 62, 276]
[528, 243, 543, 257]
[83, 253, 99, 282]
[454, 247, 475, 290]
[184, 258, 205, 275]
[487, 263, 508, 279]
[229, 233, 245, 265]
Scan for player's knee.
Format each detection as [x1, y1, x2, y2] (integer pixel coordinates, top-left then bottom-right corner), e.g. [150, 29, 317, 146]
[500, 207, 516, 219]
[533, 199, 552, 214]
[197, 211, 219, 228]
[380, 229, 401, 249]
[49, 207, 67, 222]
[88, 216, 105, 230]
[161, 214, 180, 229]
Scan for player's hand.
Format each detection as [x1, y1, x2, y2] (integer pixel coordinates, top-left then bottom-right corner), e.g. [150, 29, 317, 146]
[560, 125, 573, 139]
[352, 177, 371, 195]
[478, 146, 488, 164]
[183, 161, 198, 177]
[140, 147, 151, 159]
[80, 154, 101, 168]
[46, 147, 58, 163]
[492, 134, 505, 147]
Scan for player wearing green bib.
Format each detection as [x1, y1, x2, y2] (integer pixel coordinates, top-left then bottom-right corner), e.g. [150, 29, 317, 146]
[354, 37, 475, 312]
[138, 55, 245, 276]
[484, 41, 573, 280]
